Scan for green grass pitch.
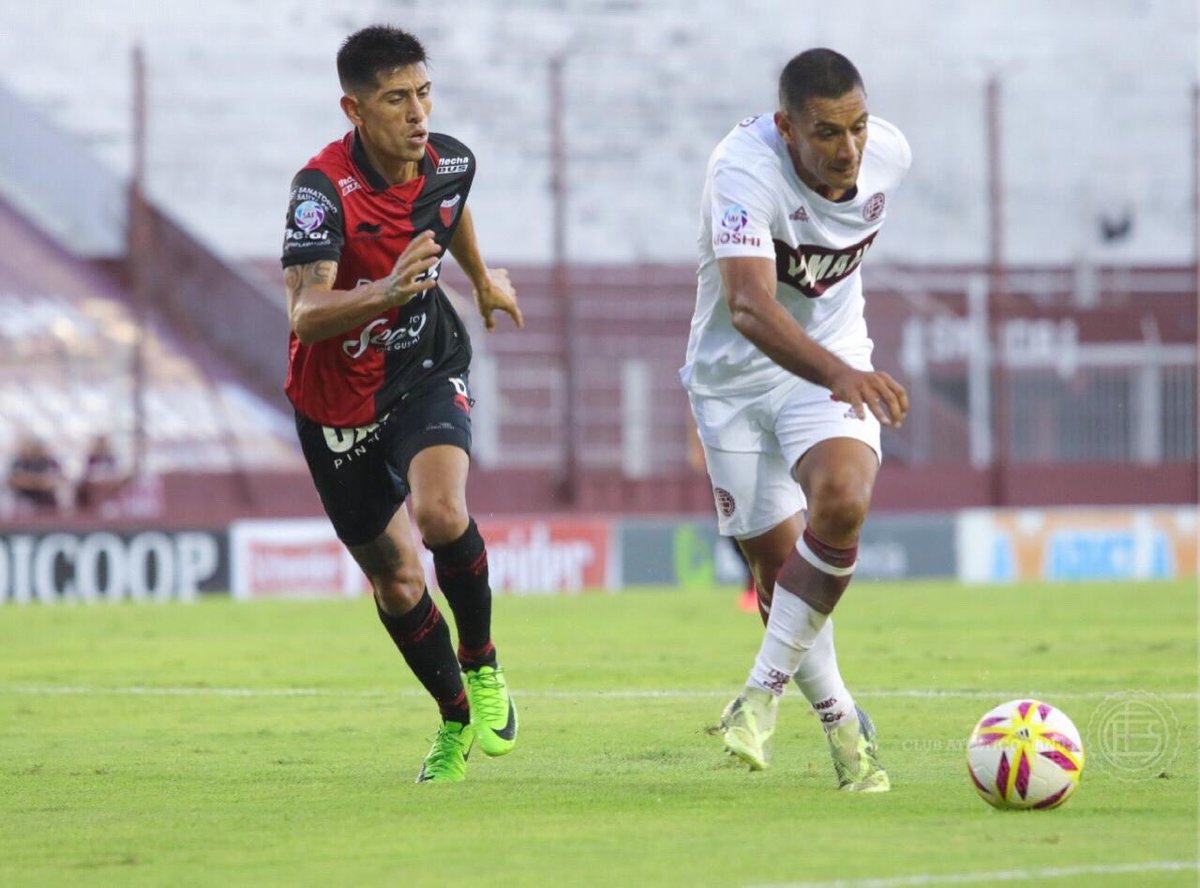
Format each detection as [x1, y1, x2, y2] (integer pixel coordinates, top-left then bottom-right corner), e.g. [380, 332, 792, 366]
[1, 579, 1195, 887]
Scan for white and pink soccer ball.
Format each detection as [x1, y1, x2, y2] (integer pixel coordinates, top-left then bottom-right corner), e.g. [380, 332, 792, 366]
[967, 699, 1085, 810]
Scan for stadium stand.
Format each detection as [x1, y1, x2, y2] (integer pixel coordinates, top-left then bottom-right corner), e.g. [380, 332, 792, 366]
[0, 191, 304, 523]
[0, 1, 1194, 518]
[0, 1, 1194, 266]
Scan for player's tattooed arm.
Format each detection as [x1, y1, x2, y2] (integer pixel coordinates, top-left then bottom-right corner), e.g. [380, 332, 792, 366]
[285, 234, 441, 345]
[379, 231, 443, 307]
[284, 260, 338, 303]
[285, 259, 345, 343]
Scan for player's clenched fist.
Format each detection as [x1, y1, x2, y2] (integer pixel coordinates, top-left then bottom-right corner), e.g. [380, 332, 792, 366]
[828, 367, 909, 427]
[384, 231, 443, 307]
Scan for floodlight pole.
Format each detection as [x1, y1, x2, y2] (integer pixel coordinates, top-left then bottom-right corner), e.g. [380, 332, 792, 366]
[129, 44, 149, 481]
[985, 74, 1009, 506]
[549, 53, 579, 505]
[1193, 82, 1199, 302]
[1192, 82, 1198, 506]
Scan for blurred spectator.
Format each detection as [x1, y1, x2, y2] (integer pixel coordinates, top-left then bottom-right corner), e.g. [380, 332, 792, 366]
[75, 434, 127, 512]
[7, 435, 66, 513]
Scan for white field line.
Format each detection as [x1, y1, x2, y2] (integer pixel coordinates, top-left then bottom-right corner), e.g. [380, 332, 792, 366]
[747, 859, 1199, 888]
[0, 685, 1196, 700]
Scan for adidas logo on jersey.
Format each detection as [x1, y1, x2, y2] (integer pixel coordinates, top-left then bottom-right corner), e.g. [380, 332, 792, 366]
[789, 205, 809, 222]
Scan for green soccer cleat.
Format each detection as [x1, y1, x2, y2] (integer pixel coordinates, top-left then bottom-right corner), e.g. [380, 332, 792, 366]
[827, 705, 890, 792]
[415, 720, 475, 783]
[464, 665, 518, 757]
[716, 687, 780, 771]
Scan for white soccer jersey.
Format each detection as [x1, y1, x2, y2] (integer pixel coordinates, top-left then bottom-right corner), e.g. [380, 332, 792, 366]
[680, 114, 911, 397]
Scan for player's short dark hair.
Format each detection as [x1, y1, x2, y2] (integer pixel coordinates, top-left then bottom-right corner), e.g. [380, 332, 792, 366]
[778, 49, 864, 116]
[337, 25, 427, 94]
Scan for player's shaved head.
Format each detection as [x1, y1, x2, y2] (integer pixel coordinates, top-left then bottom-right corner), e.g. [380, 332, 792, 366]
[338, 25, 428, 95]
[778, 49, 864, 116]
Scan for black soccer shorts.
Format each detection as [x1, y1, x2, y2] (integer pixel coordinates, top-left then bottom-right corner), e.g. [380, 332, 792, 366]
[295, 375, 473, 546]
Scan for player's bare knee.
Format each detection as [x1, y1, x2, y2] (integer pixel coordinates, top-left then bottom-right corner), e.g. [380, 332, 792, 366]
[412, 498, 469, 546]
[349, 533, 425, 613]
[372, 567, 427, 615]
[809, 502, 869, 545]
[807, 479, 871, 543]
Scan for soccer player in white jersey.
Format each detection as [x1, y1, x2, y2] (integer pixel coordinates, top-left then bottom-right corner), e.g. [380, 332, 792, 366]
[680, 48, 911, 790]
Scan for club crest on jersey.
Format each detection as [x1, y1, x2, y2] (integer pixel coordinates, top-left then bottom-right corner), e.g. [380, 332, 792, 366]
[450, 376, 471, 414]
[862, 191, 886, 222]
[773, 232, 878, 298]
[440, 194, 462, 227]
[714, 487, 736, 518]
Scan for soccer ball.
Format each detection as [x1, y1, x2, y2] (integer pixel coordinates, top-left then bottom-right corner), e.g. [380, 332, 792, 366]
[966, 699, 1085, 810]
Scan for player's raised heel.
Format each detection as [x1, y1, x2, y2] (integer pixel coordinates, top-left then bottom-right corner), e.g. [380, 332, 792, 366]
[416, 720, 475, 783]
[716, 687, 779, 771]
[464, 664, 518, 757]
[827, 704, 890, 792]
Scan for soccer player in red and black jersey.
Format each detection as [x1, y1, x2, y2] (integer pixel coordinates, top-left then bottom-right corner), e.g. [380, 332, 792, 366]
[280, 26, 523, 783]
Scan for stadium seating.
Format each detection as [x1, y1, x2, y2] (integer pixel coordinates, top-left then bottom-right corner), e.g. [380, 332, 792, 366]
[0, 2, 1194, 265]
[0, 195, 301, 497]
[0, 3, 1193, 515]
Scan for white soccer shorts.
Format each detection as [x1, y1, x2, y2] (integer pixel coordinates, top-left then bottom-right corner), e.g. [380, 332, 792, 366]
[689, 374, 882, 540]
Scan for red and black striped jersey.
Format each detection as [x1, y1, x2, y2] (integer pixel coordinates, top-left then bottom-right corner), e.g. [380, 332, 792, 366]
[281, 129, 474, 427]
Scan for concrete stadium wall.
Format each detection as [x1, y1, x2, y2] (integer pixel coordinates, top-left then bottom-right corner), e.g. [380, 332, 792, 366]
[0, 0, 1194, 265]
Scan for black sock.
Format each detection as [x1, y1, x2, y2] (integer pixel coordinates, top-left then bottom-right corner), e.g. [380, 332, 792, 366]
[426, 518, 496, 670]
[376, 591, 469, 724]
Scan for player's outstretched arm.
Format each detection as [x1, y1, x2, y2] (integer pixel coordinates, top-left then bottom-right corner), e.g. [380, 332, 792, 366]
[285, 232, 442, 344]
[448, 206, 524, 331]
[720, 255, 908, 427]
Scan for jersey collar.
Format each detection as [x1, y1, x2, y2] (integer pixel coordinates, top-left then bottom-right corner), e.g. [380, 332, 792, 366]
[351, 129, 437, 192]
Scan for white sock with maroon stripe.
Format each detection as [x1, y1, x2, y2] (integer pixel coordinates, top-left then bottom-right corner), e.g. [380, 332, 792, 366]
[746, 530, 858, 732]
[793, 619, 857, 732]
[747, 583, 826, 696]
